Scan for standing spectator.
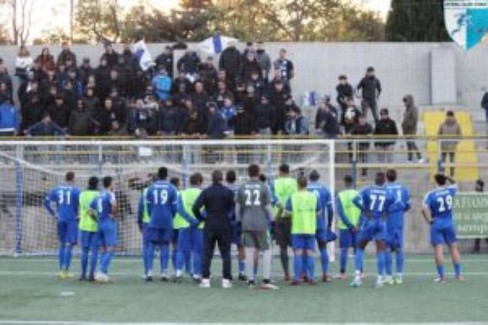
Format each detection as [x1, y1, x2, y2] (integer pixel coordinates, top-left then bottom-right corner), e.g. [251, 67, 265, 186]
[248, 70, 266, 99]
[374, 108, 399, 163]
[214, 80, 233, 108]
[191, 81, 210, 113]
[0, 63, 13, 100]
[95, 58, 111, 101]
[82, 87, 100, 112]
[101, 44, 119, 68]
[219, 42, 242, 83]
[158, 98, 181, 136]
[21, 95, 44, 131]
[198, 56, 218, 96]
[207, 102, 227, 139]
[35, 47, 56, 72]
[240, 50, 262, 81]
[0, 82, 12, 105]
[270, 82, 289, 135]
[273, 48, 294, 81]
[482, 91, 488, 128]
[336, 75, 354, 121]
[269, 68, 291, 95]
[182, 99, 206, 136]
[234, 104, 257, 137]
[357, 67, 382, 124]
[48, 95, 72, 130]
[69, 99, 93, 136]
[177, 50, 201, 82]
[351, 114, 373, 177]
[255, 42, 272, 83]
[438, 111, 462, 177]
[0, 102, 20, 136]
[15, 45, 34, 82]
[25, 112, 66, 136]
[192, 170, 235, 289]
[78, 58, 94, 87]
[401, 94, 424, 163]
[172, 71, 192, 95]
[155, 46, 174, 78]
[285, 107, 309, 135]
[315, 97, 340, 139]
[152, 68, 172, 101]
[57, 42, 77, 67]
[255, 95, 274, 136]
[93, 98, 121, 135]
[220, 96, 236, 135]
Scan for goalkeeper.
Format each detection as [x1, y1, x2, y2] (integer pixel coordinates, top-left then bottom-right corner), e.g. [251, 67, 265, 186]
[79, 177, 99, 281]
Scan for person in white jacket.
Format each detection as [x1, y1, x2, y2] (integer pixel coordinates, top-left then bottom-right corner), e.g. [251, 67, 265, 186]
[15, 45, 33, 82]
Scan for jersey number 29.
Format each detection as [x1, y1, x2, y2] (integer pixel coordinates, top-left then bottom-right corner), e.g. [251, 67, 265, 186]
[437, 195, 453, 213]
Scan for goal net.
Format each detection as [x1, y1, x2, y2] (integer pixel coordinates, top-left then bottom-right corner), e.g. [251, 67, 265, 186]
[0, 139, 335, 256]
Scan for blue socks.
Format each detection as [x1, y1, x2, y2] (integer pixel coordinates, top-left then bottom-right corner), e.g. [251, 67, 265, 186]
[185, 252, 192, 275]
[89, 247, 98, 278]
[142, 242, 149, 276]
[293, 254, 303, 281]
[160, 245, 170, 274]
[307, 255, 315, 280]
[319, 248, 329, 274]
[171, 247, 177, 272]
[238, 259, 245, 275]
[58, 245, 65, 270]
[453, 263, 462, 277]
[396, 248, 404, 274]
[436, 264, 445, 278]
[354, 248, 364, 272]
[193, 249, 202, 276]
[147, 242, 155, 274]
[100, 251, 114, 274]
[64, 245, 73, 271]
[340, 248, 348, 273]
[175, 250, 186, 273]
[385, 250, 393, 276]
[81, 248, 89, 278]
[377, 251, 385, 277]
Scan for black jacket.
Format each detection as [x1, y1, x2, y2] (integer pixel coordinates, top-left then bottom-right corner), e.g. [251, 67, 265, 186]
[219, 46, 242, 78]
[193, 183, 235, 231]
[374, 118, 399, 146]
[255, 103, 274, 129]
[482, 92, 488, 109]
[357, 76, 382, 101]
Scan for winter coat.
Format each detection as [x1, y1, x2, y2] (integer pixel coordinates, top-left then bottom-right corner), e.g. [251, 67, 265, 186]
[482, 92, 488, 110]
[351, 123, 373, 149]
[69, 108, 93, 136]
[357, 75, 381, 101]
[374, 118, 399, 147]
[285, 116, 309, 135]
[401, 95, 419, 135]
[438, 120, 462, 152]
[219, 46, 242, 78]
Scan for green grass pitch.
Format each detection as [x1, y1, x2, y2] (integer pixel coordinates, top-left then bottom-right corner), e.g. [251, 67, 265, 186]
[1, 255, 487, 324]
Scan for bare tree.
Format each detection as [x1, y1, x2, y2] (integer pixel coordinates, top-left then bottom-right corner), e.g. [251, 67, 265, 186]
[0, 0, 33, 45]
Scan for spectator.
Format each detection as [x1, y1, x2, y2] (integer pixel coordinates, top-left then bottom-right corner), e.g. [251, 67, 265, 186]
[0, 63, 13, 100]
[101, 44, 119, 68]
[21, 95, 44, 131]
[357, 67, 382, 124]
[217, 69, 235, 92]
[158, 97, 181, 136]
[270, 82, 289, 135]
[48, 95, 72, 130]
[25, 112, 66, 136]
[78, 58, 94, 87]
[248, 70, 266, 99]
[273, 48, 294, 81]
[155, 46, 174, 78]
[285, 107, 309, 135]
[121, 43, 134, 69]
[207, 102, 227, 139]
[95, 57, 111, 101]
[15, 45, 33, 82]
[0, 82, 12, 105]
[336, 75, 354, 121]
[315, 96, 340, 139]
[220, 96, 237, 135]
[114, 55, 132, 96]
[57, 42, 77, 67]
[401, 94, 424, 163]
[255, 41, 272, 82]
[177, 50, 201, 82]
[219, 42, 242, 82]
[152, 68, 172, 101]
[35, 47, 56, 72]
[351, 114, 373, 176]
[0, 102, 20, 136]
[214, 80, 233, 108]
[199, 56, 218, 96]
[269, 68, 291, 94]
[255, 95, 274, 136]
[69, 99, 93, 136]
[82, 87, 101, 112]
[172, 70, 192, 95]
[191, 81, 210, 113]
[234, 104, 257, 136]
[240, 50, 262, 81]
[93, 98, 122, 135]
[473, 179, 488, 253]
[374, 108, 399, 163]
[482, 91, 488, 126]
[438, 110, 462, 177]
[182, 99, 205, 136]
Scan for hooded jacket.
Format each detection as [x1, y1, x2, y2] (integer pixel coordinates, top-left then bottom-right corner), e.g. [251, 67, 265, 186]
[401, 95, 419, 135]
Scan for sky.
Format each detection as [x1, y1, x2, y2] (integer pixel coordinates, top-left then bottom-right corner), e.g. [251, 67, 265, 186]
[2, 0, 392, 42]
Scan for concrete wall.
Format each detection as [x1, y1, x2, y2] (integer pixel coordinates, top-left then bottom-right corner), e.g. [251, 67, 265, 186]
[1, 42, 488, 117]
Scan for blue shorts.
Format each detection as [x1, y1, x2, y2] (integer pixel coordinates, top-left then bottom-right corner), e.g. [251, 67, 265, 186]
[339, 229, 357, 248]
[315, 229, 327, 245]
[231, 222, 242, 246]
[172, 229, 180, 245]
[177, 227, 203, 253]
[146, 227, 173, 245]
[358, 219, 387, 243]
[292, 234, 315, 250]
[57, 220, 78, 245]
[387, 227, 404, 249]
[80, 230, 98, 249]
[430, 222, 457, 246]
[97, 221, 117, 247]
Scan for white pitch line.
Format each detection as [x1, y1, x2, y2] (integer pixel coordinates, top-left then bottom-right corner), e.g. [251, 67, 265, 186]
[1, 322, 488, 325]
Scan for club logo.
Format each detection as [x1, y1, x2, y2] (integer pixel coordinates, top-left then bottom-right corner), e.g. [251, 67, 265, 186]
[444, 0, 488, 50]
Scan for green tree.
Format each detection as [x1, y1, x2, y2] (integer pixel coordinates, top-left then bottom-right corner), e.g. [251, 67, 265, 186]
[386, 0, 450, 41]
[74, 0, 123, 43]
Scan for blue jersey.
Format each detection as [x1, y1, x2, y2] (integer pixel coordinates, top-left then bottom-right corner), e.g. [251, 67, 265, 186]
[227, 183, 238, 223]
[44, 185, 81, 222]
[355, 185, 395, 219]
[307, 182, 333, 230]
[423, 184, 458, 221]
[146, 180, 178, 229]
[385, 182, 411, 229]
[90, 190, 116, 222]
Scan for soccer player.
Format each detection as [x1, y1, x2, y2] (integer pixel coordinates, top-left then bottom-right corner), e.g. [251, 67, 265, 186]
[285, 176, 321, 286]
[89, 176, 117, 283]
[137, 176, 153, 280]
[226, 170, 246, 281]
[44, 171, 81, 278]
[307, 170, 334, 282]
[336, 175, 361, 280]
[170, 177, 183, 275]
[350, 172, 396, 288]
[422, 173, 463, 282]
[236, 164, 278, 289]
[145, 167, 178, 281]
[193, 170, 235, 289]
[175, 173, 204, 282]
[79, 176, 99, 281]
[272, 163, 297, 281]
[384, 169, 411, 285]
